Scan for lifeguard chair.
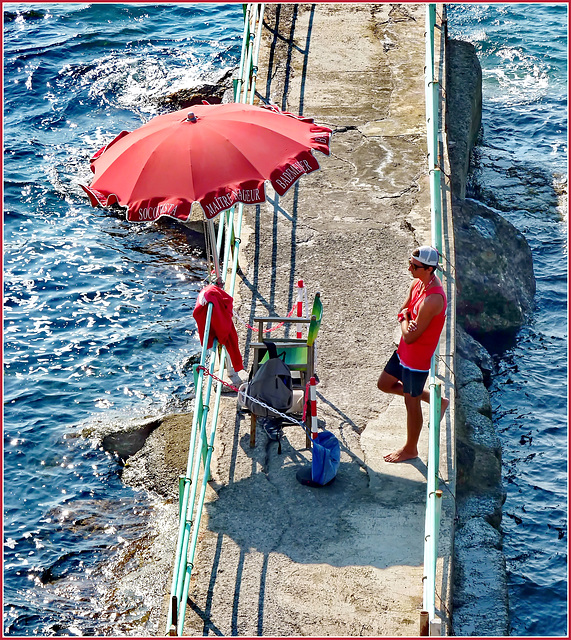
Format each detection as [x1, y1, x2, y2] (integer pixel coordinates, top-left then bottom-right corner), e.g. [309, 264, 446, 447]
[248, 292, 323, 448]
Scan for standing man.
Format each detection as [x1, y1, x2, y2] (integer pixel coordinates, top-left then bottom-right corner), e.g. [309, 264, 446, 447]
[377, 246, 449, 463]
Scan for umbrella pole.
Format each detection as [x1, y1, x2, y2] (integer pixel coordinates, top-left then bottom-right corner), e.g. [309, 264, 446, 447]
[207, 219, 223, 287]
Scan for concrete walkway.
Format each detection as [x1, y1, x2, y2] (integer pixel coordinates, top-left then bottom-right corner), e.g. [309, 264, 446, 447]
[181, 4, 456, 636]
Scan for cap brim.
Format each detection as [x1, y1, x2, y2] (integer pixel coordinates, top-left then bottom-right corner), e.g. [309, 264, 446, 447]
[416, 261, 440, 269]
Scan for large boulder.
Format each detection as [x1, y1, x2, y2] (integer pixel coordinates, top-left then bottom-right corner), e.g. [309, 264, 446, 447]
[453, 196, 535, 343]
[446, 37, 535, 345]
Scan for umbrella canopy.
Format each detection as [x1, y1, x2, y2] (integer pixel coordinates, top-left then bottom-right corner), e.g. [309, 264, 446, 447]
[81, 102, 332, 222]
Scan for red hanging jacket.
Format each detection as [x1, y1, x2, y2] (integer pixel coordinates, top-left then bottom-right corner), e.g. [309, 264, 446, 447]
[192, 284, 244, 372]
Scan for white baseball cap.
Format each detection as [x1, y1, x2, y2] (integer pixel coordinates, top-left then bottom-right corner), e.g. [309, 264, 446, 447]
[414, 245, 440, 268]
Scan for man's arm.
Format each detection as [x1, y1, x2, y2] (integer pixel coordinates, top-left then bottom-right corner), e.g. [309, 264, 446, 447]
[400, 293, 444, 344]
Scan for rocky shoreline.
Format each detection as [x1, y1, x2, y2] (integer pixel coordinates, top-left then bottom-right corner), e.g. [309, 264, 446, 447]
[446, 38, 535, 635]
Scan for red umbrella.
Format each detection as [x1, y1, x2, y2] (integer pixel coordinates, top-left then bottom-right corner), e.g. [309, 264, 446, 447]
[81, 102, 332, 222]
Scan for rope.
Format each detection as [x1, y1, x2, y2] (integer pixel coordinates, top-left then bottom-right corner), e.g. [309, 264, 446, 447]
[233, 304, 297, 332]
[435, 353, 455, 379]
[197, 365, 312, 439]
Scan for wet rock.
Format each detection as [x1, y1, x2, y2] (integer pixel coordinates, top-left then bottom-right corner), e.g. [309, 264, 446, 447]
[39, 551, 91, 584]
[4, 8, 46, 22]
[155, 69, 235, 112]
[468, 147, 562, 219]
[102, 419, 161, 460]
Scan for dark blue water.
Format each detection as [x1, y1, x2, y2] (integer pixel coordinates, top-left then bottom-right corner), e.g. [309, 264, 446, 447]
[448, 4, 568, 636]
[3, 3, 243, 635]
[3, 3, 567, 636]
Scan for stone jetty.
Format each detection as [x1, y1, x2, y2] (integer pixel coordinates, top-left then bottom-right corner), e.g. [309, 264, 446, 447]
[132, 4, 456, 636]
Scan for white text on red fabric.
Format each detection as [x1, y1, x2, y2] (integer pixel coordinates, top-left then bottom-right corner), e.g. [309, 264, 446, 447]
[137, 203, 178, 220]
[274, 159, 313, 191]
[204, 188, 261, 217]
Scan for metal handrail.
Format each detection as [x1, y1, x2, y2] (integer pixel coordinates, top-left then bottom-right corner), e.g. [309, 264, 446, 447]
[422, 3, 445, 635]
[166, 5, 265, 635]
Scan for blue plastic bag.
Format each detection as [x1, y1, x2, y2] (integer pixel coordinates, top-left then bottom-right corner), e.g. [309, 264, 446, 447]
[311, 430, 340, 485]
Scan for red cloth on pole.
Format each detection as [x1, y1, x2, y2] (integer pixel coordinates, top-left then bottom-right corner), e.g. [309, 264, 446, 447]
[192, 284, 244, 372]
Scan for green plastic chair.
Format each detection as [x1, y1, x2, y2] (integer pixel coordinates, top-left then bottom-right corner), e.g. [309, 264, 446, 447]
[248, 292, 323, 447]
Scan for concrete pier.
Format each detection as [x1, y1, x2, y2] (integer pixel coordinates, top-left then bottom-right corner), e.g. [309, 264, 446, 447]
[177, 4, 457, 636]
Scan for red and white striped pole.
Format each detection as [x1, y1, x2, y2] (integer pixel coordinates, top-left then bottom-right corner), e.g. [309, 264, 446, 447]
[309, 376, 318, 439]
[296, 279, 304, 339]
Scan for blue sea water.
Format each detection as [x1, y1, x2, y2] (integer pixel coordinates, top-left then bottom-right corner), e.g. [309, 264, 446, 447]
[2, 3, 567, 637]
[447, 3, 568, 636]
[3, 3, 243, 635]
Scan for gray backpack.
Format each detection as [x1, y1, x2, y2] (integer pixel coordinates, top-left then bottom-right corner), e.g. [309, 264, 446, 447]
[245, 342, 293, 417]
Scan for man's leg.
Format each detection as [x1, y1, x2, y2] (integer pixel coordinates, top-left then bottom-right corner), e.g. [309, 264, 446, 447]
[384, 392, 423, 463]
[418, 387, 450, 421]
[377, 370, 404, 396]
[379, 370, 449, 419]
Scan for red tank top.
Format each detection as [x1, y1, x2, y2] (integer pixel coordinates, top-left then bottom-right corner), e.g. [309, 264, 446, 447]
[397, 279, 447, 371]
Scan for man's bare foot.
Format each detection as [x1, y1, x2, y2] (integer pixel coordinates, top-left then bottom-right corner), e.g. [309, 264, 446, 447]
[384, 447, 418, 463]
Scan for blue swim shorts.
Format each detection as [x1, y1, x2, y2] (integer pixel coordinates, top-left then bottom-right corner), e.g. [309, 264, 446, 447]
[384, 350, 429, 398]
